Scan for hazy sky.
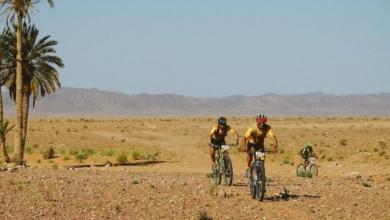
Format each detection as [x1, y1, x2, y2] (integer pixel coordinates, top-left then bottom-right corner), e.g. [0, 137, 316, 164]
[26, 0, 390, 96]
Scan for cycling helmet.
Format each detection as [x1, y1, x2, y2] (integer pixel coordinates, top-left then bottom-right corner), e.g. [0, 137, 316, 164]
[256, 113, 268, 124]
[218, 117, 227, 126]
[305, 143, 313, 151]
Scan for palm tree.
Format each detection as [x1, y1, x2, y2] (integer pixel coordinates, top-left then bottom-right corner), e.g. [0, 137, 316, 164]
[0, 0, 54, 164]
[2, 23, 63, 155]
[0, 29, 12, 162]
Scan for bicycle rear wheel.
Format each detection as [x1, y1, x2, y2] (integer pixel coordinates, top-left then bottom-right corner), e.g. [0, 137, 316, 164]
[296, 164, 305, 176]
[223, 156, 233, 186]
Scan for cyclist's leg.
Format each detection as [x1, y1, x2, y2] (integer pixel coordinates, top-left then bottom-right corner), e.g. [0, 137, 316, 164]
[246, 142, 254, 168]
[210, 147, 216, 163]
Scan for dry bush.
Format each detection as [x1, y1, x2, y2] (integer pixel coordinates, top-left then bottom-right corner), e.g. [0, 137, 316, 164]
[42, 147, 56, 159]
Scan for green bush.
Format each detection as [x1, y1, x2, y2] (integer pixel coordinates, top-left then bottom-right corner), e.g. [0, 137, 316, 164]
[297, 171, 313, 178]
[68, 149, 79, 155]
[75, 151, 88, 163]
[116, 152, 128, 164]
[101, 149, 115, 157]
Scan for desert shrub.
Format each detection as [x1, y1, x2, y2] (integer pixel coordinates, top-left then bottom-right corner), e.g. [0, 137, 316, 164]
[132, 151, 142, 160]
[58, 148, 66, 155]
[62, 155, 71, 161]
[85, 148, 96, 155]
[340, 139, 348, 146]
[378, 141, 387, 148]
[68, 149, 79, 155]
[327, 157, 333, 161]
[100, 149, 115, 157]
[42, 147, 56, 159]
[378, 150, 386, 156]
[131, 180, 139, 184]
[33, 144, 40, 149]
[362, 181, 371, 187]
[297, 171, 313, 178]
[116, 152, 128, 164]
[207, 184, 216, 196]
[75, 151, 88, 163]
[25, 146, 33, 154]
[0, 159, 4, 167]
[198, 211, 213, 220]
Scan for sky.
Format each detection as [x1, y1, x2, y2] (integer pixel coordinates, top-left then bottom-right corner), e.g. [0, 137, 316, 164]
[21, 0, 390, 97]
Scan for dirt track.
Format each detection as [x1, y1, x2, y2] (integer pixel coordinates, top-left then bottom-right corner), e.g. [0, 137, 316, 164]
[1, 117, 390, 219]
[0, 167, 389, 219]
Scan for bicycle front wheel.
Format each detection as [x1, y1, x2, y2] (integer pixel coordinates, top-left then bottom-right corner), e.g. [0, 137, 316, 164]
[309, 164, 318, 176]
[212, 163, 222, 185]
[223, 156, 233, 186]
[256, 161, 266, 201]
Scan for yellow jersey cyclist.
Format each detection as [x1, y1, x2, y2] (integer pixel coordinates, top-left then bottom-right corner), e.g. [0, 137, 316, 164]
[244, 114, 278, 175]
[209, 117, 239, 165]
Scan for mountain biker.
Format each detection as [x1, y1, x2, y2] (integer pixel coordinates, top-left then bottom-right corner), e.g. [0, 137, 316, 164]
[209, 117, 239, 164]
[300, 143, 318, 168]
[243, 114, 278, 176]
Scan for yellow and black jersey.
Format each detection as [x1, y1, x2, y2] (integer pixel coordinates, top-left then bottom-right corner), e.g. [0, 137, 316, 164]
[244, 124, 275, 144]
[210, 124, 236, 141]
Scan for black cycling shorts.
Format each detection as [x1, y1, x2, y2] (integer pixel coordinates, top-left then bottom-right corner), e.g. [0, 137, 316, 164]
[210, 138, 226, 147]
[247, 142, 264, 153]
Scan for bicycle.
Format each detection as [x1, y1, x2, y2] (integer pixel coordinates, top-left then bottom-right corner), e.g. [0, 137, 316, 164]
[211, 144, 234, 186]
[248, 150, 266, 201]
[296, 157, 318, 177]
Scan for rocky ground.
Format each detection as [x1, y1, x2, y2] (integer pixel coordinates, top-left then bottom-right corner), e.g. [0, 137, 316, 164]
[1, 167, 389, 219]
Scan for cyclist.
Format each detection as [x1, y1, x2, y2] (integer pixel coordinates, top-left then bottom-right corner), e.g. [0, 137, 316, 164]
[209, 117, 239, 165]
[243, 114, 278, 176]
[300, 143, 318, 168]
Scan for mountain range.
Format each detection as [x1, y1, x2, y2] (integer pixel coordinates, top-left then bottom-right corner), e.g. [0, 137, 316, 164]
[3, 87, 390, 116]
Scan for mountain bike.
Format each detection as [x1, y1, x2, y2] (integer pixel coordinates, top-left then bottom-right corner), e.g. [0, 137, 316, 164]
[248, 150, 266, 201]
[296, 157, 318, 177]
[211, 144, 233, 186]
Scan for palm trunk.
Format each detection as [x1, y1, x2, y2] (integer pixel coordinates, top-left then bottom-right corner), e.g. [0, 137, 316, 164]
[0, 84, 10, 163]
[21, 86, 30, 158]
[12, 13, 24, 164]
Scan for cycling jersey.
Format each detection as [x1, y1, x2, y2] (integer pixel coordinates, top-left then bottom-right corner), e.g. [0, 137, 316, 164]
[244, 124, 275, 146]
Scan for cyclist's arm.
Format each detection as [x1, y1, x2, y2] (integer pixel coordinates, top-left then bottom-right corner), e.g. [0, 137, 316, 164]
[228, 127, 239, 144]
[242, 128, 252, 152]
[209, 126, 217, 141]
[267, 128, 278, 152]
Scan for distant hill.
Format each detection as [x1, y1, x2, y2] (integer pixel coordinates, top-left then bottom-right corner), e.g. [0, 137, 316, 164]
[3, 87, 390, 116]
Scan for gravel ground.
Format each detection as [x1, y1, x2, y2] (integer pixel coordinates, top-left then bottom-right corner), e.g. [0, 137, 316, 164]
[1, 167, 389, 219]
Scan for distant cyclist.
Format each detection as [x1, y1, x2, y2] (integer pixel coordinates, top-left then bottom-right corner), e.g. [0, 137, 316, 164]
[300, 143, 318, 168]
[243, 114, 278, 176]
[209, 117, 239, 165]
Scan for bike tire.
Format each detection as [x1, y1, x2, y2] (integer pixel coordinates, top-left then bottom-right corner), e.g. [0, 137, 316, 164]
[249, 163, 257, 199]
[256, 160, 266, 201]
[212, 163, 222, 185]
[296, 164, 305, 176]
[223, 156, 233, 186]
[309, 164, 318, 176]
